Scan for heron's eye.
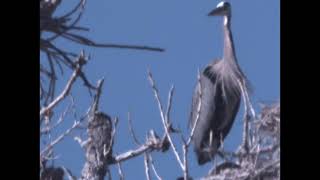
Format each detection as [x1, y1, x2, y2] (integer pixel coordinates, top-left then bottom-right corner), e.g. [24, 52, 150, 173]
[223, 2, 230, 9]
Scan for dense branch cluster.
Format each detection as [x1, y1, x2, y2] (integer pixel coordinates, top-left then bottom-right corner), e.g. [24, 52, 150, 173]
[202, 102, 280, 180]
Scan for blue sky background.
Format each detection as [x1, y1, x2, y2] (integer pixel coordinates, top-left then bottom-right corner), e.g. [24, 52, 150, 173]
[41, 0, 279, 179]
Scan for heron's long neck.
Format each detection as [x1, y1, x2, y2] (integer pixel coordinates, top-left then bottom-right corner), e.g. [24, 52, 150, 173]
[223, 15, 240, 72]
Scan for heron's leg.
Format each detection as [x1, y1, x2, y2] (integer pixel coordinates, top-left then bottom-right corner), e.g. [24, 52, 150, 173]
[208, 130, 214, 161]
[208, 161, 216, 175]
[103, 144, 108, 157]
[219, 133, 224, 150]
[217, 133, 228, 162]
[209, 130, 213, 147]
[241, 80, 257, 149]
[237, 79, 251, 153]
[212, 155, 218, 175]
[241, 80, 256, 119]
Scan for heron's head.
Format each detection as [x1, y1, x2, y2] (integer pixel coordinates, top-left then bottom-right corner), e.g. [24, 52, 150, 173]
[208, 1, 231, 17]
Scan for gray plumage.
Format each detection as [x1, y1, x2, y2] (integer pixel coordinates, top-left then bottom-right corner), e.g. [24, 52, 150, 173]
[81, 112, 113, 180]
[189, 1, 250, 165]
[87, 112, 113, 163]
[40, 167, 64, 180]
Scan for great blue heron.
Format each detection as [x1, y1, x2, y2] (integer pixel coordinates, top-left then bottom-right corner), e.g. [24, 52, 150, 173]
[189, 1, 250, 165]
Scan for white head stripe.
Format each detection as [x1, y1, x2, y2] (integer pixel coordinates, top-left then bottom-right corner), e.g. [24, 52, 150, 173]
[217, 1, 225, 8]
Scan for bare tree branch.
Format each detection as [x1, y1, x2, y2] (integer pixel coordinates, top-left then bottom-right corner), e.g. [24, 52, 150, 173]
[147, 69, 184, 170]
[251, 159, 280, 179]
[113, 144, 152, 163]
[144, 153, 151, 180]
[203, 102, 280, 180]
[186, 69, 202, 146]
[62, 166, 77, 180]
[182, 144, 189, 180]
[165, 85, 174, 125]
[40, 53, 85, 117]
[117, 161, 125, 180]
[91, 78, 105, 114]
[41, 120, 82, 156]
[80, 42, 165, 52]
[110, 128, 167, 165]
[41, 97, 74, 135]
[148, 154, 163, 180]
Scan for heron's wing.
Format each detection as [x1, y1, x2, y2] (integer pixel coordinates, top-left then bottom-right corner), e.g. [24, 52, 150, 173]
[189, 66, 219, 129]
[189, 67, 222, 162]
[192, 64, 239, 134]
[203, 66, 217, 81]
[189, 63, 218, 129]
[221, 95, 240, 139]
[189, 81, 200, 129]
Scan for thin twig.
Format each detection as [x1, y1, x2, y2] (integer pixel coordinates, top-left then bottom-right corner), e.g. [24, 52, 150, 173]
[91, 78, 104, 114]
[144, 153, 151, 180]
[148, 154, 162, 180]
[40, 57, 82, 116]
[113, 144, 152, 164]
[46, 53, 57, 104]
[82, 43, 165, 52]
[183, 144, 189, 180]
[42, 100, 91, 156]
[165, 85, 175, 125]
[47, 12, 84, 43]
[61, 166, 76, 180]
[46, 0, 86, 42]
[182, 69, 204, 180]
[117, 161, 125, 180]
[110, 131, 168, 164]
[79, 70, 98, 91]
[40, 97, 73, 134]
[51, 51, 65, 75]
[44, 41, 75, 67]
[187, 69, 202, 146]
[41, 120, 81, 156]
[60, 0, 86, 19]
[128, 112, 141, 145]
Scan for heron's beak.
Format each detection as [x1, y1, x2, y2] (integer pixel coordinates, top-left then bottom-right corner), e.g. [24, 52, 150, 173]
[208, 6, 224, 16]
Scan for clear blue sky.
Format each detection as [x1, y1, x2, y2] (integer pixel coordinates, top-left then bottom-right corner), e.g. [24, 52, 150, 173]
[44, 0, 279, 179]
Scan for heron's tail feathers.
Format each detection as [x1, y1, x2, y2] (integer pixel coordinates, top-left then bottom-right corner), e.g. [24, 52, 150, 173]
[196, 150, 215, 165]
[195, 138, 220, 165]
